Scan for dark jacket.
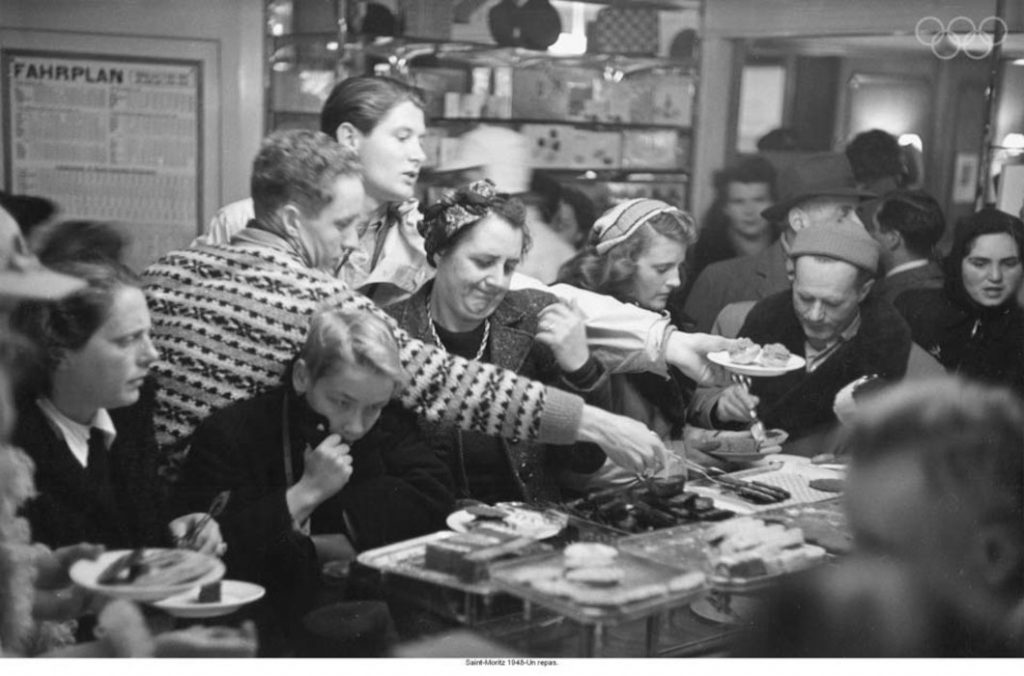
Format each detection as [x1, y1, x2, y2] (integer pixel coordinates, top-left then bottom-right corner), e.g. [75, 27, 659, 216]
[693, 291, 913, 447]
[896, 287, 1024, 395]
[14, 381, 169, 550]
[876, 260, 944, 307]
[682, 240, 791, 333]
[385, 283, 607, 503]
[177, 386, 454, 582]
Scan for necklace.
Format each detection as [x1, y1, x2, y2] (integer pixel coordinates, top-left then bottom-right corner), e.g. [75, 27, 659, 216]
[426, 297, 490, 361]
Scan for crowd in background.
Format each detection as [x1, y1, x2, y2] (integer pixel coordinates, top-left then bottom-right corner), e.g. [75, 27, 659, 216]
[0, 74, 1021, 658]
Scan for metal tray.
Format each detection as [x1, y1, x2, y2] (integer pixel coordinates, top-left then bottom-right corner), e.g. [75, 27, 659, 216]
[355, 531, 497, 596]
[618, 520, 827, 595]
[489, 549, 707, 626]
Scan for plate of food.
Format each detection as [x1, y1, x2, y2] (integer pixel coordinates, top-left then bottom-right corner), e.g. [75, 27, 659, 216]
[446, 503, 567, 540]
[152, 580, 265, 619]
[70, 548, 225, 602]
[708, 339, 805, 377]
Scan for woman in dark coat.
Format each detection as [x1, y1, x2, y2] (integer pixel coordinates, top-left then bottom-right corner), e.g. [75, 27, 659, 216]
[10, 259, 221, 553]
[386, 180, 608, 504]
[896, 207, 1024, 394]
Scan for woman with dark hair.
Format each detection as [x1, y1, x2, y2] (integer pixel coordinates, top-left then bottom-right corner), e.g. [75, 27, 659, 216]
[10, 260, 222, 553]
[688, 156, 777, 280]
[557, 199, 698, 487]
[896, 207, 1024, 394]
[386, 180, 608, 503]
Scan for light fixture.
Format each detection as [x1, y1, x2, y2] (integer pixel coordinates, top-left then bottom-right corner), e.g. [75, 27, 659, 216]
[1001, 133, 1024, 150]
[898, 133, 923, 152]
[326, 41, 339, 52]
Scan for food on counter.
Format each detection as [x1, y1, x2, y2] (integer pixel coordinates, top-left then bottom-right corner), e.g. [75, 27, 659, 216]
[564, 565, 625, 587]
[424, 532, 545, 583]
[97, 549, 218, 588]
[704, 517, 827, 580]
[728, 337, 762, 364]
[465, 504, 509, 520]
[758, 342, 792, 367]
[516, 547, 706, 606]
[563, 542, 618, 569]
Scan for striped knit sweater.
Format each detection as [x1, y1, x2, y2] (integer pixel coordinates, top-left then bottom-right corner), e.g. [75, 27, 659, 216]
[142, 242, 584, 477]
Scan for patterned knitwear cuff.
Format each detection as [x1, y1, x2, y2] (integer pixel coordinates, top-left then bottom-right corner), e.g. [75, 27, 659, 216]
[536, 387, 585, 446]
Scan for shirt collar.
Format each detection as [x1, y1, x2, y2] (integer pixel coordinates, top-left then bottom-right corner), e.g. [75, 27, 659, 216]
[36, 398, 116, 466]
[804, 312, 862, 372]
[886, 259, 928, 278]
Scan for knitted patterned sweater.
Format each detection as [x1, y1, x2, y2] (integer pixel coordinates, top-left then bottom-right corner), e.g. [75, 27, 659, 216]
[142, 242, 584, 477]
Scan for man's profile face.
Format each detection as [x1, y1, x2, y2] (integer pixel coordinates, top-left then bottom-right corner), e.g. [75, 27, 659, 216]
[792, 256, 868, 348]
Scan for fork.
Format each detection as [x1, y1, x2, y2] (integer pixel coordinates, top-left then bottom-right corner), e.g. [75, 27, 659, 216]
[731, 373, 768, 445]
[179, 490, 230, 549]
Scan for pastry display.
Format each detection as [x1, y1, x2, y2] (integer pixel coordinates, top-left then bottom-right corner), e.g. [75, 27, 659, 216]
[96, 549, 220, 588]
[501, 545, 706, 608]
[424, 531, 546, 583]
[728, 337, 762, 364]
[758, 342, 792, 368]
[703, 517, 826, 580]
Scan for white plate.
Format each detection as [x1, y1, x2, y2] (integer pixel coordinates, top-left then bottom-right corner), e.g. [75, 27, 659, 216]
[708, 350, 806, 377]
[446, 504, 566, 540]
[703, 429, 789, 463]
[70, 549, 225, 602]
[152, 580, 265, 618]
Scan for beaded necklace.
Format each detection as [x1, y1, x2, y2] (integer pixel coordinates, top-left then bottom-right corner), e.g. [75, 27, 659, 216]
[426, 297, 490, 361]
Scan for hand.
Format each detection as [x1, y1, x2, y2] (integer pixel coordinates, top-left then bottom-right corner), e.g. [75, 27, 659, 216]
[33, 542, 104, 589]
[715, 385, 760, 424]
[288, 434, 353, 524]
[169, 513, 225, 556]
[153, 622, 259, 658]
[536, 301, 590, 372]
[33, 584, 98, 622]
[299, 434, 353, 502]
[666, 332, 735, 386]
[576, 405, 668, 474]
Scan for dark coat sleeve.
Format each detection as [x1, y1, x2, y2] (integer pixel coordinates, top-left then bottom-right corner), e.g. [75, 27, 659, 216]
[176, 392, 308, 585]
[335, 404, 455, 551]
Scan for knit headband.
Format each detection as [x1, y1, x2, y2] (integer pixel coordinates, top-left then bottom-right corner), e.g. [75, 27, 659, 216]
[592, 198, 685, 254]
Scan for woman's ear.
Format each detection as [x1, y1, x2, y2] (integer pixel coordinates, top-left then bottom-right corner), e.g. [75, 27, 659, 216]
[976, 523, 1023, 592]
[292, 358, 311, 395]
[335, 122, 362, 151]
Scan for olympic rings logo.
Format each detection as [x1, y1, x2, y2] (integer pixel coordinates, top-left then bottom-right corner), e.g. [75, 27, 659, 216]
[915, 16, 1007, 60]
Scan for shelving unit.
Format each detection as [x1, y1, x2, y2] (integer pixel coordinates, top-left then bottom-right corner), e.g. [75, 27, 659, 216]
[264, 0, 702, 208]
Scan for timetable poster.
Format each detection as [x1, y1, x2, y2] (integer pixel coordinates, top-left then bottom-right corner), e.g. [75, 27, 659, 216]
[3, 51, 202, 265]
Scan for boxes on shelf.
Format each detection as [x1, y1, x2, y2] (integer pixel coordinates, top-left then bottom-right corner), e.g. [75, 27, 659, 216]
[589, 7, 660, 56]
[521, 124, 622, 170]
[605, 178, 690, 211]
[622, 129, 684, 170]
[511, 67, 595, 121]
[399, 0, 453, 40]
[627, 73, 695, 127]
[411, 68, 469, 119]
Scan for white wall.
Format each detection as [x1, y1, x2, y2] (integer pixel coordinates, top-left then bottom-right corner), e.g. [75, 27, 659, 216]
[0, 0, 265, 218]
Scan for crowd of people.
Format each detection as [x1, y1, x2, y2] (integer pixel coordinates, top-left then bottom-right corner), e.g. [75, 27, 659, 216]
[0, 75, 1021, 658]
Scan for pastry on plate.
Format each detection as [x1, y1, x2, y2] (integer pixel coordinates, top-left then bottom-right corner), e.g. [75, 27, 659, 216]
[728, 337, 761, 364]
[758, 342, 792, 368]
